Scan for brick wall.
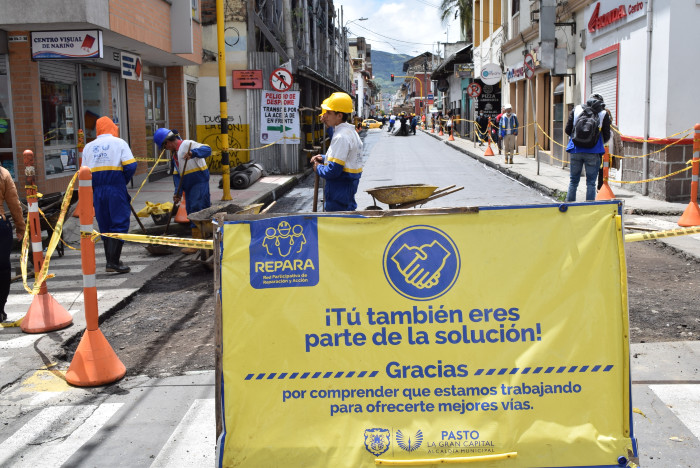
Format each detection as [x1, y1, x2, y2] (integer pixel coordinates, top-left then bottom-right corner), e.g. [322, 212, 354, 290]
[621, 141, 695, 202]
[109, 0, 171, 52]
[166, 67, 186, 138]
[126, 79, 147, 177]
[9, 32, 46, 192]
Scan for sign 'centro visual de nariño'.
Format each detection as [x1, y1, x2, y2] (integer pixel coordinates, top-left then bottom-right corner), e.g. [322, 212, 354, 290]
[587, 0, 646, 35]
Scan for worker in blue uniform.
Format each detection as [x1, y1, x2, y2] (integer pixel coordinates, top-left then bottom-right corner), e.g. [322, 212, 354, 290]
[154, 128, 212, 254]
[310, 92, 363, 211]
[82, 116, 137, 273]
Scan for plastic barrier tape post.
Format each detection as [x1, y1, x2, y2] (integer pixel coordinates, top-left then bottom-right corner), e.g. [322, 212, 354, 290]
[216, 203, 637, 467]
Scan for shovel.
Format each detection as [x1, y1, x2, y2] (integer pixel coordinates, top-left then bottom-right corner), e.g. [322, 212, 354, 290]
[130, 203, 172, 256]
[312, 172, 319, 212]
[162, 144, 191, 236]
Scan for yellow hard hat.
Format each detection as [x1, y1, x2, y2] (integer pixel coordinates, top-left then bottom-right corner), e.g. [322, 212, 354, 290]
[321, 92, 353, 113]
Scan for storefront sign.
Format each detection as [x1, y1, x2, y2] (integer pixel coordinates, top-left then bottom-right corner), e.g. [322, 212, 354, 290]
[587, 0, 647, 35]
[476, 82, 501, 122]
[480, 63, 502, 85]
[454, 63, 474, 78]
[216, 203, 636, 467]
[120, 52, 142, 81]
[31, 30, 103, 60]
[506, 65, 526, 82]
[260, 90, 300, 145]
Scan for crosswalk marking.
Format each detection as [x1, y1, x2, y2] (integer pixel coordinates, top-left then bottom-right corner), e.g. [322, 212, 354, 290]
[150, 398, 215, 467]
[650, 384, 700, 440]
[0, 403, 123, 468]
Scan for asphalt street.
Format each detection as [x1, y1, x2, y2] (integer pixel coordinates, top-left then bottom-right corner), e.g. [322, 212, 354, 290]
[0, 128, 698, 467]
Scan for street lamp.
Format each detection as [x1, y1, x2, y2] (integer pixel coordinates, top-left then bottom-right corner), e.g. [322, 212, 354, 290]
[344, 17, 368, 33]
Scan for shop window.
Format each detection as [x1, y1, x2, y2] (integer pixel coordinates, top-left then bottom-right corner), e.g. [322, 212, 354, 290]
[41, 72, 78, 176]
[0, 54, 15, 178]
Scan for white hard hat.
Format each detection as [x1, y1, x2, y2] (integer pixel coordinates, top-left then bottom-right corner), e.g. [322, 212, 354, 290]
[504, 103, 512, 109]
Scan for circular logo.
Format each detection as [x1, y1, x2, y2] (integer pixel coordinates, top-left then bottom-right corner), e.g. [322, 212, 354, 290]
[383, 226, 461, 301]
[480, 63, 502, 85]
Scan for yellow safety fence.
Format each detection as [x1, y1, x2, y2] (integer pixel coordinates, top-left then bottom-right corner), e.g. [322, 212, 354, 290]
[20, 172, 79, 296]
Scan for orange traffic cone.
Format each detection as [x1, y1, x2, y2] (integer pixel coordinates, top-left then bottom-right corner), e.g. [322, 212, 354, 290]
[484, 144, 495, 156]
[596, 146, 616, 200]
[448, 127, 455, 141]
[20, 150, 72, 334]
[66, 166, 126, 387]
[678, 124, 700, 227]
[175, 193, 189, 224]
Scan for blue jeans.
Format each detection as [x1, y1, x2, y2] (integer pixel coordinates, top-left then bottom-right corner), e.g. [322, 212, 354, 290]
[566, 152, 601, 201]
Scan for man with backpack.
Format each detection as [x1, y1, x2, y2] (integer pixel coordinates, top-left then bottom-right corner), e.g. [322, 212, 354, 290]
[564, 93, 611, 201]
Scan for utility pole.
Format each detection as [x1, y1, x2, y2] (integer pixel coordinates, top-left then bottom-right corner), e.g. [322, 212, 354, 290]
[216, 0, 231, 200]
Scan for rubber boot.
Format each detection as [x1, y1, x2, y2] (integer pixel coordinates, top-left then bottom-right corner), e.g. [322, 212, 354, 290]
[0, 268, 10, 322]
[102, 237, 112, 269]
[106, 239, 130, 274]
[182, 227, 200, 255]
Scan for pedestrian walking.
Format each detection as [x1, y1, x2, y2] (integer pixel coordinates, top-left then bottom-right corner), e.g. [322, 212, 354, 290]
[82, 116, 136, 273]
[388, 114, 396, 133]
[446, 111, 453, 137]
[499, 104, 519, 164]
[154, 127, 212, 254]
[564, 94, 611, 201]
[310, 92, 363, 211]
[495, 106, 505, 154]
[0, 166, 25, 322]
[410, 113, 418, 135]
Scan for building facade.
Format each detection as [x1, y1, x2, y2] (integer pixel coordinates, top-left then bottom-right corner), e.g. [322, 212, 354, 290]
[0, 0, 202, 192]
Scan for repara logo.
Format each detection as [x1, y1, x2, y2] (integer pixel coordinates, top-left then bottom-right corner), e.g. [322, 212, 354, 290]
[588, 1, 644, 33]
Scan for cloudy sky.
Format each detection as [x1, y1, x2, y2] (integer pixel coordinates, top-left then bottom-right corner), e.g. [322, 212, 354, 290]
[332, 0, 462, 56]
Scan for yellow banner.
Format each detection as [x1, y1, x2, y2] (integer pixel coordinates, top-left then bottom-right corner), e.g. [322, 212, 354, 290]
[218, 203, 636, 468]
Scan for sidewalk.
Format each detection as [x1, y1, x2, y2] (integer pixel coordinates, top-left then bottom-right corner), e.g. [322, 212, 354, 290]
[423, 128, 700, 261]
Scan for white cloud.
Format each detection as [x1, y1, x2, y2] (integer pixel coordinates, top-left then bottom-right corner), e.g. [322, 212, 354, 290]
[333, 0, 461, 56]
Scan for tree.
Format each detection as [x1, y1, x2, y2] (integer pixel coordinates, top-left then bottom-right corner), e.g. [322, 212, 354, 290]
[439, 0, 473, 43]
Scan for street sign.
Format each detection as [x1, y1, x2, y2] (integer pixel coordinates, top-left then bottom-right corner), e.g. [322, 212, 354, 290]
[233, 70, 263, 89]
[427, 93, 434, 104]
[269, 68, 293, 92]
[524, 53, 536, 80]
[466, 82, 482, 98]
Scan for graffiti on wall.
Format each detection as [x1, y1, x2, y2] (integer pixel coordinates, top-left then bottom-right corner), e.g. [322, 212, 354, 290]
[198, 114, 249, 173]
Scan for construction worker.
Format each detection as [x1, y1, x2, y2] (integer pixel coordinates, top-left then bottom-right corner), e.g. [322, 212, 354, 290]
[410, 113, 418, 135]
[154, 128, 212, 254]
[82, 116, 136, 273]
[1, 165, 25, 322]
[310, 92, 363, 211]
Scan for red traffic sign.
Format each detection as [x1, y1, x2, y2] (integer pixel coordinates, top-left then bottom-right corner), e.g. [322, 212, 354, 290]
[233, 70, 263, 89]
[466, 82, 482, 98]
[524, 53, 535, 80]
[270, 68, 293, 92]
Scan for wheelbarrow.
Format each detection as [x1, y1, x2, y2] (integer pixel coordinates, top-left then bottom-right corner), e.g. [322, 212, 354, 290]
[365, 184, 464, 210]
[186, 201, 270, 270]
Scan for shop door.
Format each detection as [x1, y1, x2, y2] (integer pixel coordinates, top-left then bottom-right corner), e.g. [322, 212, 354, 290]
[80, 68, 127, 143]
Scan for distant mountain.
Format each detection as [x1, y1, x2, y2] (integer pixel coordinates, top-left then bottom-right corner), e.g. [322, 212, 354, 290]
[371, 50, 412, 99]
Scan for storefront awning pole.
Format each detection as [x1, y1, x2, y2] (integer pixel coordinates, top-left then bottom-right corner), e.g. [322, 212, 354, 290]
[217, 0, 232, 200]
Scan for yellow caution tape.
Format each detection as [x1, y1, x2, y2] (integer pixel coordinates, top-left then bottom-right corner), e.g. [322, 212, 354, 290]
[136, 201, 174, 217]
[625, 226, 700, 243]
[610, 162, 693, 184]
[38, 208, 78, 251]
[0, 317, 23, 328]
[613, 125, 694, 143]
[30, 172, 78, 295]
[92, 230, 213, 250]
[132, 148, 167, 203]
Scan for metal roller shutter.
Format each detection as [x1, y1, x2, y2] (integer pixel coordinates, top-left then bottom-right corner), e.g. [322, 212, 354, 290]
[39, 61, 77, 83]
[591, 67, 617, 123]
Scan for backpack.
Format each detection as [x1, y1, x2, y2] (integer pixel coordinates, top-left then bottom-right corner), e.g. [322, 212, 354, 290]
[572, 106, 601, 148]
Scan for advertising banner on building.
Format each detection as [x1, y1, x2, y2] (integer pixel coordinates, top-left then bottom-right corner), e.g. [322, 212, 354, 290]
[260, 90, 300, 145]
[217, 203, 636, 468]
[31, 30, 103, 60]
